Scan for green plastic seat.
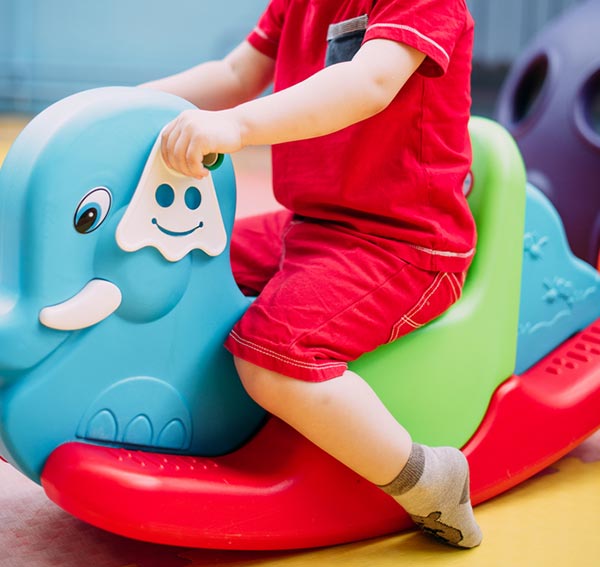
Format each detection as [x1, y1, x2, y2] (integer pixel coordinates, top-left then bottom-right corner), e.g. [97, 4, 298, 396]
[350, 117, 527, 448]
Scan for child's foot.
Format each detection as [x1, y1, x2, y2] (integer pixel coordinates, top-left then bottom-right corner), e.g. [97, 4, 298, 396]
[380, 444, 482, 549]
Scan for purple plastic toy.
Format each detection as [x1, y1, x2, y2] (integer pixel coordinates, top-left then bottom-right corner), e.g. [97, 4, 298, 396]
[496, 0, 600, 266]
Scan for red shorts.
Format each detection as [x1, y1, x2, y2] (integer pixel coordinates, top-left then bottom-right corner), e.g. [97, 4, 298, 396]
[224, 210, 467, 382]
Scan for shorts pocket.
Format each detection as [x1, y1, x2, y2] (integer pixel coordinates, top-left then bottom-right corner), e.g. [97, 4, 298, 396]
[325, 14, 368, 66]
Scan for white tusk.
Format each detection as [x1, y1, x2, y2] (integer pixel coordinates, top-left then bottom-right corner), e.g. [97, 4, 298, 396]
[39, 279, 122, 331]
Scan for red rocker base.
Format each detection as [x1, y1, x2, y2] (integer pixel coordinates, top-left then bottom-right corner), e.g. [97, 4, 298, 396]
[41, 319, 600, 550]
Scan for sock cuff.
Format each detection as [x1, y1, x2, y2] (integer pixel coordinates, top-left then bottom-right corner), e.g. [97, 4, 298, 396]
[379, 443, 425, 496]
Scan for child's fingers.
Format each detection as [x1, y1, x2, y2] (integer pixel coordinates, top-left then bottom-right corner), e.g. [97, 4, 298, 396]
[185, 137, 210, 179]
[171, 129, 193, 175]
[159, 112, 212, 178]
[160, 119, 176, 141]
[160, 122, 180, 172]
[162, 123, 194, 176]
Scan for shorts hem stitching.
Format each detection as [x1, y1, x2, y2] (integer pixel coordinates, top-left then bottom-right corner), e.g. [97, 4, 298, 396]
[229, 330, 348, 371]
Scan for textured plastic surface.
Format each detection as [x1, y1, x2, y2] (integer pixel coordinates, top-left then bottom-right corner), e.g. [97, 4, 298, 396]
[0, 87, 265, 483]
[469, 319, 600, 504]
[496, 0, 600, 265]
[351, 117, 526, 448]
[42, 419, 409, 550]
[516, 184, 600, 373]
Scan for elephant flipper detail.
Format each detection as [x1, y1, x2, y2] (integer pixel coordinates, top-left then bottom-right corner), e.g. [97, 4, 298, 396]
[77, 377, 193, 451]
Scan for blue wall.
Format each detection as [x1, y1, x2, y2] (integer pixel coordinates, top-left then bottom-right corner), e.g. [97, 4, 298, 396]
[0, 0, 267, 111]
[0, 0, 582, 112]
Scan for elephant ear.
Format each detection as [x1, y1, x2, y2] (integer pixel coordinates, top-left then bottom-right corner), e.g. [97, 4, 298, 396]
[116, 132, 227, 262]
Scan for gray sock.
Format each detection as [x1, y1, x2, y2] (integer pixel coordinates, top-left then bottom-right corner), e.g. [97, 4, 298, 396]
[380, 444, 482, 549]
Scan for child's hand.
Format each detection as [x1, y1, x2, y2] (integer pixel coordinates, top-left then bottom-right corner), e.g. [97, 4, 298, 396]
[160, 109, 243, 178]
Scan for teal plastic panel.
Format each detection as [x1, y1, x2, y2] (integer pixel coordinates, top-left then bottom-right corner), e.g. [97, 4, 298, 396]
[516, 184, 600, 373]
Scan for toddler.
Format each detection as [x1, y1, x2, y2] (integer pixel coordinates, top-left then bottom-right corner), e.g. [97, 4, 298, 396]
[145, 0, 482, 548]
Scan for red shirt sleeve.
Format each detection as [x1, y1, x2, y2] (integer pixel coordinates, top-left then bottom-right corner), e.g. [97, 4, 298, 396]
[246, 0, 289, 59]
[364, 0, 469, 77]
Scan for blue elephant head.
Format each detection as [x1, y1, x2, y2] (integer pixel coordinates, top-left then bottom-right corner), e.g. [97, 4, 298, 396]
[0, 87, 264, 482]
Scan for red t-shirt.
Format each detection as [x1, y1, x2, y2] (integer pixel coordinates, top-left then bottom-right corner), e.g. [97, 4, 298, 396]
[247, 0, 476, 272]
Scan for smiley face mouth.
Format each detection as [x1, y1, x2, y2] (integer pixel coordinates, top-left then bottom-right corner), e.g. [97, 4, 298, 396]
[152, 218, 204, 237]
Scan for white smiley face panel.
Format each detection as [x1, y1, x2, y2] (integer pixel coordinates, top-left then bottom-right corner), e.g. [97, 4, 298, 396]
[116, 134, 227, 262]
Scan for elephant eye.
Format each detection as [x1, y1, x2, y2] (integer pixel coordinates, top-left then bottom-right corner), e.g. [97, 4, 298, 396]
[74, 187, 112, 234]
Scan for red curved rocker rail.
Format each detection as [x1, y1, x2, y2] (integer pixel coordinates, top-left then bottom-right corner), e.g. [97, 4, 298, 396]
[42, 322, 600, 549]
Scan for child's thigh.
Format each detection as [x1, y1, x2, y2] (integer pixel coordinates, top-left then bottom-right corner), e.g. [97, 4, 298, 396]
[230, 209, 295, 296]
[227, 220, 465, 382]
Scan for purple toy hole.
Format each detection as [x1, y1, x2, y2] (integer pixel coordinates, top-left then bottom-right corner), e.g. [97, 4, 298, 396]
[512, 54, 549, 125]
[577, 69, 600, 147]
[591, 92, 600, 134]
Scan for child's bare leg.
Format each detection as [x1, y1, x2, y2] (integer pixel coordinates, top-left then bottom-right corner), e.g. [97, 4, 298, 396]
[235, 358, 482, 549]
[236, 357, 412, 483]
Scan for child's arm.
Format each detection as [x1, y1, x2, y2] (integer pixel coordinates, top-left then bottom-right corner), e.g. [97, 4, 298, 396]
[141, 41, 275, 111]
[161, 39, 425, 178]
